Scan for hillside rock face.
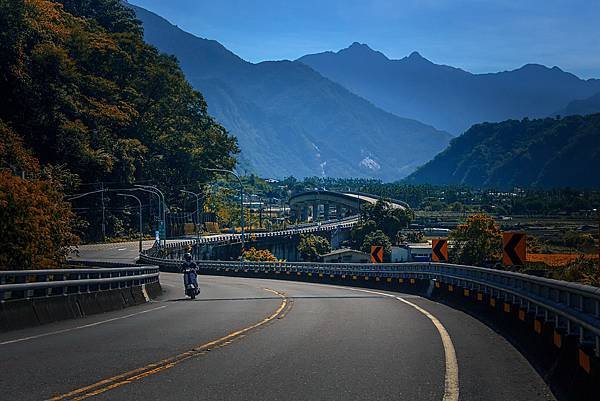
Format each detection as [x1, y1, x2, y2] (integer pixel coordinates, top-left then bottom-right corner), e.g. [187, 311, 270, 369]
[406, 114, 600, 188]
[131, 6, 451, 180]
[298, 43, 600, 134]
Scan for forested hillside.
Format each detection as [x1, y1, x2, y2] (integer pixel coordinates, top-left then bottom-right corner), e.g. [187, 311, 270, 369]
[0, 0, 238, 268]
[406, 114, 600, 188]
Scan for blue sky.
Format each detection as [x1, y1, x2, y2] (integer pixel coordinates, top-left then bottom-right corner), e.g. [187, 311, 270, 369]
[129, 0, 600, 79]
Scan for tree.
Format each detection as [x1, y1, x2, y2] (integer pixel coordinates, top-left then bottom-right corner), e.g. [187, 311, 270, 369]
[298, 234, 331, 262]
[406, 231, 424, 243]
[361, 230, 392, 262]
[449, 214, 502, 266]
[0, 0, 239, 242]
[350, 219, 377, 248]
[360, 199, 413, 239]
[0, 171, 80, 270]
[0, 121, 80, 270]
[242, 247, 277, 262]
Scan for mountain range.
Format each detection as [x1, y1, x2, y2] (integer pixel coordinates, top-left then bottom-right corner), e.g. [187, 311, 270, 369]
[406, 113, 600, 188]
[554, 92, 600, 118]
[130, 5, 451, 180]
[298, 43, 600, 134]
[130, 3, 600, 186]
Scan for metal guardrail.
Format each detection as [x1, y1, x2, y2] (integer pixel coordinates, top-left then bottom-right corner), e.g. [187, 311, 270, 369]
[148, 218, 358, 255]
[0, 264, 160, 301]
[139, 253, 600, 357]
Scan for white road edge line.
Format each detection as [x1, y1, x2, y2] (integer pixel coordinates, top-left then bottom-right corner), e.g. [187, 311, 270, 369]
[352, 288, 459, 401]
[0, 305, 167, 346]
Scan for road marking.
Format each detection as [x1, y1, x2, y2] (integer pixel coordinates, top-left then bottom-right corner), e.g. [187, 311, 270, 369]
[117, 248, 127, 251]
[45, 288, 287, 401]
[0, 306, 167, 346]
[351, 288, 459, 401]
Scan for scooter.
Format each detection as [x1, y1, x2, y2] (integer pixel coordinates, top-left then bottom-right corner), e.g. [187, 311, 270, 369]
[182, 267, 200, 299]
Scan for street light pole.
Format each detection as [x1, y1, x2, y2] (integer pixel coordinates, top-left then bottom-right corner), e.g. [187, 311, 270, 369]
[181, 190, 201, 242]
[203, 168, 245, 250]
[67, 188, 107, 242]
[131, 187, 162, 247]
[135, 185, 167, 247]
[117, 193, 143, 253]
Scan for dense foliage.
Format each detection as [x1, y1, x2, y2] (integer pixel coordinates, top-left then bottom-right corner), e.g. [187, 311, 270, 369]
[406, 114, 600, 188]
[0, 122, 80, 269]
[298, 234, 331, 262]
[0, 0, 238, 266]
[449, 214, 502, 266]
[360, 230, 392, 262]
[241, 247, 277, 262]
[349, 199, 413, 250]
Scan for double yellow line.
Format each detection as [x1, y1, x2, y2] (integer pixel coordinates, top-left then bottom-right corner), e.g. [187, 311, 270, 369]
[46, 288, 288, 401]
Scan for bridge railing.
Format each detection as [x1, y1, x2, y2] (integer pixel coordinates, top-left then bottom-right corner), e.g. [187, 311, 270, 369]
[139, 253, 600, 357]
[0, 265, 160, 301]
[144, 219, 357, 256]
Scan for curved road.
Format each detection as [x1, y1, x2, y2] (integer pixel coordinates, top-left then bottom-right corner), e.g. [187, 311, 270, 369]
[0, 272, 555, 401]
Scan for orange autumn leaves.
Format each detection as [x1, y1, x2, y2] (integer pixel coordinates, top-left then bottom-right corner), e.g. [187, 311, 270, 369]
[527, 253, 598, 267]
[0, 122, 79, 270]
[0, 171, 79, 269]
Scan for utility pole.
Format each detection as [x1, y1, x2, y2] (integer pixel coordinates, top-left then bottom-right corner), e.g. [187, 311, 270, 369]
[259, 196, 263, 229]
[101, 182, 106, 242]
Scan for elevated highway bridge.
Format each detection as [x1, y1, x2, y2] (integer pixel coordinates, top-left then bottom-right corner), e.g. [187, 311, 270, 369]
[289, 190, 409, 222]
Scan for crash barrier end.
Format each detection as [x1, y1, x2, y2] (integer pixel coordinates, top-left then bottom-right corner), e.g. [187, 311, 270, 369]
[0, 265, 162, 332]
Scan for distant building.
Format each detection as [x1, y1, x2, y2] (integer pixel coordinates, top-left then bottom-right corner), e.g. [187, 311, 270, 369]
[391, 243, 433, 262]
[321, 248, 370, 264]
[423, 227, 451, 237]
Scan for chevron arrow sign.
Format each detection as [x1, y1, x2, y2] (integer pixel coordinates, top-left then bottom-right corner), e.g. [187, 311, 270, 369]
[503, 232, 526, 266]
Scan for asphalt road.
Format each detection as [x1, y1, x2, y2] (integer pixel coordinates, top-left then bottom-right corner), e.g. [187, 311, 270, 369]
[69, 240, 159, 263]
[0, 273, 555, 401]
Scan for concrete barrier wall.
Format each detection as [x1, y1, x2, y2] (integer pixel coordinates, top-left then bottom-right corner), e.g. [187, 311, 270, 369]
[0, 282, 161, 332]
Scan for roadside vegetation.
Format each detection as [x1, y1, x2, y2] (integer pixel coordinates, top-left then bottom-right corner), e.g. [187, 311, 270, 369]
[298, 234, 331, 262]
[241, 247, 278, 262]
[0, 0, 237, 269]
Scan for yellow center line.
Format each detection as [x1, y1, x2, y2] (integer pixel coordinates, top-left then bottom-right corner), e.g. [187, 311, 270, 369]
[46, 288, 287, 401]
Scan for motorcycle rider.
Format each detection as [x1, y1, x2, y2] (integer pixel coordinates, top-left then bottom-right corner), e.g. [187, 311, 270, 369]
[181, 252, 197, 272]
[181, 253, 199, 297]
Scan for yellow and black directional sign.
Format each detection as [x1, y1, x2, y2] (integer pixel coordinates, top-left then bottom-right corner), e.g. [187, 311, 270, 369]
[431, 239, 448, 262]
[503, 232, 526, 266]
[370, 245, 384, 263]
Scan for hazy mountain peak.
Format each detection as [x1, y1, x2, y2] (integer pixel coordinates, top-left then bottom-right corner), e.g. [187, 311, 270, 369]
[130, 5, 452, 180]
[337, 42, 389, 61]
[299, 43, 600, 134]
[408, 51, 424, 60]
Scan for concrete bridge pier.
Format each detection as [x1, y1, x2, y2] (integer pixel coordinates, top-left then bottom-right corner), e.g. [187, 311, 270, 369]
[312, 202, 319, 222]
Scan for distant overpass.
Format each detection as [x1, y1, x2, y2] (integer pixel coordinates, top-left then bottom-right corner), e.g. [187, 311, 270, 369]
[289, 190, 409, 222]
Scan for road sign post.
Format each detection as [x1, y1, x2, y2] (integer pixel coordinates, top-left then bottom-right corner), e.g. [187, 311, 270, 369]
[158, 220, 166, 241]
[432, 239, 448, 262]
[370, 245, 384, 264]
[503, 232, 526, 266]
